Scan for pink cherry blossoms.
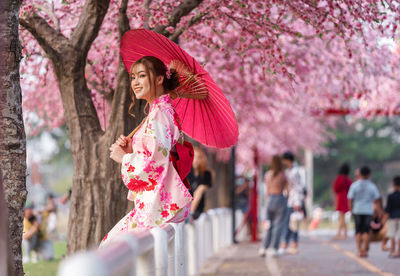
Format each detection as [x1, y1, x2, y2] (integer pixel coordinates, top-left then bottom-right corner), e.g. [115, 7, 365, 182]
[19, 0, 400, 164]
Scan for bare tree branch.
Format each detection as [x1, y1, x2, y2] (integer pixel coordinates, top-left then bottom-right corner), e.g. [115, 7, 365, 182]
[19, 15, 68, 61]
[168, 11, 207, 41]
[143, 0, 153, 29]
[154, 0, 204, 34]
[70, 0, 110, 58]
[108, 0, 130, 122]
[118, 0, 130, 39]
[31, 2, 60, 31]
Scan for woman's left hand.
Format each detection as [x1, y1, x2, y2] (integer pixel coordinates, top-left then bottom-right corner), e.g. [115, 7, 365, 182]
[109, 143, 126, 163]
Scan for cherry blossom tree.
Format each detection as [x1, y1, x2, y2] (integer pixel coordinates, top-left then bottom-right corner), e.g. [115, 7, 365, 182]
[1, 0, 26, 273]
[19, 0, 400, 252]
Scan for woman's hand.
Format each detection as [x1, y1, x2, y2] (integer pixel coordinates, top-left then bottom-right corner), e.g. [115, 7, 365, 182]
[115, 135, 133, 154]
[109, 143, 126, 163]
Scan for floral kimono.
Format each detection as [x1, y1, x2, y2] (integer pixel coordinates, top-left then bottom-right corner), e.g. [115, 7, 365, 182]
[100, 94, 193, 247]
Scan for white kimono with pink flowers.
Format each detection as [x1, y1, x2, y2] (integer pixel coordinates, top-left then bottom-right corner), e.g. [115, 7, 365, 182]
[100, 94, 192, 247]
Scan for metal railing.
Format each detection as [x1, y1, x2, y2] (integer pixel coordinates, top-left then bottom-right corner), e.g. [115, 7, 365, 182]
[58, 208, 233, 276]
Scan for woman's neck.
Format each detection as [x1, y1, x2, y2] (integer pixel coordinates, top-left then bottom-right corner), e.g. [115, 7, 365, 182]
[147, 86, 165, 105]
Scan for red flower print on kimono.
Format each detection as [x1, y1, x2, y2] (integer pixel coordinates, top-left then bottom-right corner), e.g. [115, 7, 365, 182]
[127, 177, 149, 194]
[129, 209, 137, 218]
[161, 210, 169, 218]
[170, 203, 179, 212]
[146, 178, 157, 191]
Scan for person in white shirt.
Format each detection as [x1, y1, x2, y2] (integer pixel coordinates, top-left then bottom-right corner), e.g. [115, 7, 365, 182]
[280, 151, 305, 254]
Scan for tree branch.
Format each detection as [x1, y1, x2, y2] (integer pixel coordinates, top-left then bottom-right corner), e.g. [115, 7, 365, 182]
[168, 12, 207, 41]
[154, 0, 204, 34]
[107, 0, 145, 136]
[31, 2, 60, 31]
[19, 15, 68, 61]
[70, 0, 110, 58]
[108, 0, 130, 123]
[118, 0, 130, 40]
[143, 0, 153, 29]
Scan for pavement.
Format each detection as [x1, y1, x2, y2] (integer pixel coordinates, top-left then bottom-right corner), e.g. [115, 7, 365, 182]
[198, 231, 400, 276]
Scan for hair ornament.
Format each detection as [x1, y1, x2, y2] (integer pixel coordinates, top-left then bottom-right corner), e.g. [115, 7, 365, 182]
[166, 67, 171, 79]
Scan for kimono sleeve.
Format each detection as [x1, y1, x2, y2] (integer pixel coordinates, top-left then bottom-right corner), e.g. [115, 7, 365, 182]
[120, 108, 180, 196]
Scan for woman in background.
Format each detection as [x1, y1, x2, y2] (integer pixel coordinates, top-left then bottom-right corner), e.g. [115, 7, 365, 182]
[187, 147, 212, 221]
[259, 155, 288, 257]
[333, 163, 352, 240]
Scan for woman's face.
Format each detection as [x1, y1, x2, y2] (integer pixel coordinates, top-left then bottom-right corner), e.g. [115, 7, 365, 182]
[131, 64, 153, 101]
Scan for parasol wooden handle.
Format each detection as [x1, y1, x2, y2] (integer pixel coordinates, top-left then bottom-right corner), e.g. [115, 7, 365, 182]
[127, 119, 146, 139]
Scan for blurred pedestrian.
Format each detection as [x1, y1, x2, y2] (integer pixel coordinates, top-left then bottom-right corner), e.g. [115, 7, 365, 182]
[43, 194, 58, 239]
[280, 151, 305, 254]
[333, 163, 352, 240]
[22, 204, 54, 263]
[259, 155, 288, 257]
[383, 176, 400, 258]
[354, 168, 361, 181]
[348, 166, 381, 257]
[187, 146, 212, 221]
[235, 177, 251, 237]
[59, 188, 72, 205]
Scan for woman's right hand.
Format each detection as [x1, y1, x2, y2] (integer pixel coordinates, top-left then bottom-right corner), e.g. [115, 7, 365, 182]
[116, 135, 133, 154]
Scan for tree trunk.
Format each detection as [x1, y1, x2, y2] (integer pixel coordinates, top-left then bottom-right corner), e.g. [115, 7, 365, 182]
[58, 59, 145, 253]
[0, 171, 15, 276]
[0, 0, 27, 274]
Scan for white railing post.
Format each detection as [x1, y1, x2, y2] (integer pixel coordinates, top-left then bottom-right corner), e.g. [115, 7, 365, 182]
[150, 227, 169, 276]
[216, 209, 225, 249]
[164, 225, 175, 276]
[207, 209, 220, 253]
[224, 208, 232, 246]
[171, 223, 185, 276]
[186, 221, 198, 275]
[204, 213, 213, 259]
[197, 214, 207, 266]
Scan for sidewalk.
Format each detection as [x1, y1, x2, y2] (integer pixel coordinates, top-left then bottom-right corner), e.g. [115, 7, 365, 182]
[198, 232, 399, 276]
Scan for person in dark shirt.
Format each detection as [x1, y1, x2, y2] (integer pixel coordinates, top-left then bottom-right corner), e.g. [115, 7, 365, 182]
[187, 146, 212, 221]
[383, 176, 400, 258]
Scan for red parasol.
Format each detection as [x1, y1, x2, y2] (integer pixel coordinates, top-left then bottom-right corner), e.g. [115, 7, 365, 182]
[120, 29, 238, 148]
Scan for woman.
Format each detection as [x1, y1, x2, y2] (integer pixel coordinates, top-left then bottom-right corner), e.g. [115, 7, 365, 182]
[101, 56, 193, 247]
[333, 163, 352, 240]
[187, 147, 212, 221]
[259, 155, 288, 257]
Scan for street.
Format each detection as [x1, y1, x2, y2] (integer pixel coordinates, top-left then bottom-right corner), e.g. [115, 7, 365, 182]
[199, 232, 399, 276]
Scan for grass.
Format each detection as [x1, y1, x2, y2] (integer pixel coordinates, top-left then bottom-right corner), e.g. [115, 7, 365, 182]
[23, 240, 66, 276]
